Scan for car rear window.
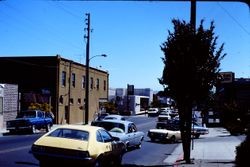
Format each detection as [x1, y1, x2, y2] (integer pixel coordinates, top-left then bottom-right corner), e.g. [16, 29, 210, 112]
[92, 121, 125, 132]
[48, 128, 89, 141]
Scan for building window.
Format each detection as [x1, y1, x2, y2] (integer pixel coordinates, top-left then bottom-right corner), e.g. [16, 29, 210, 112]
[62, 71, 66, 87]
[82, 75, 85, 89]
[72, 73, 76, 87]
[90, 77, 94, 89]
[70, 98, 74, 104]
[96, 78, 100, 90]
[59, 95, 64, 104]
[78, 98, 81, 104]
[104, 80, 106, 91]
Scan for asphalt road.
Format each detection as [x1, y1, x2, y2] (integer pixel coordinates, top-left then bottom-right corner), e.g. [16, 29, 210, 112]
[0, 115, 179, 167]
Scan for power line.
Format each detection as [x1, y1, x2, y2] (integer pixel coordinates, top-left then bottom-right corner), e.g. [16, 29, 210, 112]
[217, 2, 250, 36]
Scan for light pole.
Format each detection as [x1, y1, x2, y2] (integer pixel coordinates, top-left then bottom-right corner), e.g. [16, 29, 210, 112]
[85, 54, 107, 124]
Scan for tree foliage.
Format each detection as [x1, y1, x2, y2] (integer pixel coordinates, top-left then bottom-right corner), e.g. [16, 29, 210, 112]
[159, 19, 225, 163]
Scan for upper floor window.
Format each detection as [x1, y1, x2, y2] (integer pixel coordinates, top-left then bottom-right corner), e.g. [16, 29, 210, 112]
[70, 98, 74, 104]
[82, 75, 86, 89]
[96, 78, 100, 90]
[72, 73, 76, 87]
[104, 80, 106, 91]
[61, 71, 66, 87]
[90, 77, 94, 89]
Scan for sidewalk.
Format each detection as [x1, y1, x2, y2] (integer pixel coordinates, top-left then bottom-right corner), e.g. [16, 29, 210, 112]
[164, 127, 245, 167]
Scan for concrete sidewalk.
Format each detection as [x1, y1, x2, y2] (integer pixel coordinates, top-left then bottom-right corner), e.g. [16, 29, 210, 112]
[164, 127, 245, 167]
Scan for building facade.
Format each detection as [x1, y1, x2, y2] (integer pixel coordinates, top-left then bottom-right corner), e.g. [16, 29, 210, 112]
[0, 56, 109, 124]
[0, 84, 19, 129]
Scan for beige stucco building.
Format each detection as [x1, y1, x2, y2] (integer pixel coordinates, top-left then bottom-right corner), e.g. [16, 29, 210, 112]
[0, 55, 109, 124]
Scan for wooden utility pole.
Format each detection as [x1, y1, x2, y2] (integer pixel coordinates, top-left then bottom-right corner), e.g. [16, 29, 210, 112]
[84, 13, 90, 124]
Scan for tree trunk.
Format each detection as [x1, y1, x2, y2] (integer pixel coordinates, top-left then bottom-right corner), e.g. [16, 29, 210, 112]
[178, 101, 193, 164]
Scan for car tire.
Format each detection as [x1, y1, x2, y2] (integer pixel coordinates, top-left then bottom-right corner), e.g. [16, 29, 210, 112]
[170, 136, 176, 143]
[150, 137, 155, 142]
[195, 134, 200, 139]
[31, 125, 36, 134]
[46, 124, 51, 132]
[39, 160, 48, 167]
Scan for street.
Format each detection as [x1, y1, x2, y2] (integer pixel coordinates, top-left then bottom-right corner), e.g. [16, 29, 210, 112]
[2, 115, 244, 167]
[0, 115, 179, 167]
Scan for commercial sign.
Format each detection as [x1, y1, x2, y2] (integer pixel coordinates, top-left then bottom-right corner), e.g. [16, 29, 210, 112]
[220, 72, 235, 83]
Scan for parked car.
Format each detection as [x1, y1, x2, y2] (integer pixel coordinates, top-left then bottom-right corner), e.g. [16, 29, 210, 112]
[151, 119, 209, 141]
[6, 110, 53, 134]
[103, 114, 126, 121]
[147, 125, 181, 143]
[30, 124, 126, 167]
[147, 108, 159, 117]
[94, 112, 109, 121]
[158, 111, 171, 122]
[192, 122, 209, 138]
[91, 119, 144, 150]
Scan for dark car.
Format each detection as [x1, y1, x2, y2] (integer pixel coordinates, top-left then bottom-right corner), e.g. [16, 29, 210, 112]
[6, 110, 53, 134]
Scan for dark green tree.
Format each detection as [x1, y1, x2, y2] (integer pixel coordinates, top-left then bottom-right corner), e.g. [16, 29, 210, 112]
[159, 19, 225, 163]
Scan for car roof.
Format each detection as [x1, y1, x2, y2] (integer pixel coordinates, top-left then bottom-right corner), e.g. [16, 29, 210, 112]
[104, 115, 125, 119]
[53, 124, 103, 132]
[93, 119, 133, 125]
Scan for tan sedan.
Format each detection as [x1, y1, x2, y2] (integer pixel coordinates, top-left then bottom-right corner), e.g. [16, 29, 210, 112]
[30, 124, 126, 167]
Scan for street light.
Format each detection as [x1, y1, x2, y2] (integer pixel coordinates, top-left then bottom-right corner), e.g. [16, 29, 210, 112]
[85, 54, 107, 124]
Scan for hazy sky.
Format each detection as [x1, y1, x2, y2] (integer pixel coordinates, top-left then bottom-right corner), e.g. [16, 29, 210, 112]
[1, 0, 250, 91]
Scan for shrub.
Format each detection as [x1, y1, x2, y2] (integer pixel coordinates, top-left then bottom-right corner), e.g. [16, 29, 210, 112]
[235, 132, 250, 167]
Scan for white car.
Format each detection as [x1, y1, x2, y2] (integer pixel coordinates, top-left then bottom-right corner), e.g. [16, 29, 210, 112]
[91, 119, 144, 150]
[147, 108, 159, 117]
[158, 111, 171, 122]
[147, 128, 181, 143]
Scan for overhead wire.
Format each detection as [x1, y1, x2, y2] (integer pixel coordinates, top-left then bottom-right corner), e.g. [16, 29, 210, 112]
[217, 2, 250, 36]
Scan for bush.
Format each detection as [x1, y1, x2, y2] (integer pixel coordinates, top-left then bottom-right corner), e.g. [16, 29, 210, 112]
[235, 132, 250, 167]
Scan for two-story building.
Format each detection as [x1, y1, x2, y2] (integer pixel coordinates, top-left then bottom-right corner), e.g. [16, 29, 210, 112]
[0, 55, 109, 124]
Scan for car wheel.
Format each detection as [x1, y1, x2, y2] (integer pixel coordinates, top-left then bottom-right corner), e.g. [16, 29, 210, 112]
[114, 154, 123, 167]
[39, 160, 48, 167]
[150, 137, 155, 142]
[93, 159, 101, 167]
[170, 136, 176, 143]
[46, 124, 51, 132]
[195, 134, 200, 139]
[31, 125, 36, 134]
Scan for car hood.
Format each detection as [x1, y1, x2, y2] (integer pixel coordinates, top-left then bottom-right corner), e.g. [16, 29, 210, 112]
[34, 136, 89, 151]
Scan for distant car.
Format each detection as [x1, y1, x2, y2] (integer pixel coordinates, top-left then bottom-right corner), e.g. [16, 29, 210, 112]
[94, 112, 109, 121]
[158, 111, 171, 122]
[30, 124, 126, 167]
[147, 108, 159, 117]
[103, 114, 126, 121]
[91, 119, 144, 150]
[6, 110, 53, 134]
[192, 122, 209, 138]
[147, 126, 181, 143]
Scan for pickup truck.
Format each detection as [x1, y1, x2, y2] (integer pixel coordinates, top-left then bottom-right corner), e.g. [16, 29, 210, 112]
[6, 110, 53, 134]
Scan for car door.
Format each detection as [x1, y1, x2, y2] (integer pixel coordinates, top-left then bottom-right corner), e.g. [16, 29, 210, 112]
[127, 123, 139, 146]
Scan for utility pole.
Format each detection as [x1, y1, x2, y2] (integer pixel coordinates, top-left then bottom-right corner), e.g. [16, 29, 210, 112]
[84, 13, 90, 125]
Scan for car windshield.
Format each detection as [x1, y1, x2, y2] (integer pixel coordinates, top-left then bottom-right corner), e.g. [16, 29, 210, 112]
[159, 111, 169, 115]
[48, 128, 89, 141]
[92, 121, 125, 132]
[16, 111, 36, 118]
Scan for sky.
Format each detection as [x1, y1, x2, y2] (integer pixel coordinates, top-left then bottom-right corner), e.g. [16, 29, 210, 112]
[0, 0, 250, 91]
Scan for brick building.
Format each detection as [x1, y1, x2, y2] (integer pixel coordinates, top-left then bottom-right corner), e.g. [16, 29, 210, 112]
[0, 55, 109, 124]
